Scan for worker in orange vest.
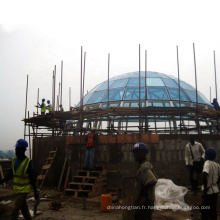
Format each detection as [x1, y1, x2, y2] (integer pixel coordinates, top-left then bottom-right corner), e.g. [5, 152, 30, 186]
[84, 127, 98, 171]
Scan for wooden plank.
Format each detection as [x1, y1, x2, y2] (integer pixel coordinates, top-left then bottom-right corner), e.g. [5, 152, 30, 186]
[68, 182, 94, 186]
[58, 157, 67, 190]
[65, 189, 91, 193]
[49, 151, 57, 154]
[46, 157, 54, 160]
[42, 165, 51, 170]
[37, 175, 45, 180]
[0, 165, 6, 187]
[64, 165, 71, 189]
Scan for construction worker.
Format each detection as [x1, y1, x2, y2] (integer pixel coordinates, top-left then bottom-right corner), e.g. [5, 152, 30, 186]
[131, 142, 158, 220]
[211, 98, 220, 111]
[201, 147, 220, 220]
[84, 127, 98, 171]
[38, 98, 46, 115]
[59, 104, 64, 112]
[47, 100, 53, 113]
[185, 135, 205, 191]
[0, 139, 39, 220]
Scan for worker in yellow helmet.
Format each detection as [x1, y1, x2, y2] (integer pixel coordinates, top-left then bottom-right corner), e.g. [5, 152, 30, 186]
[0, 139, 39, 219]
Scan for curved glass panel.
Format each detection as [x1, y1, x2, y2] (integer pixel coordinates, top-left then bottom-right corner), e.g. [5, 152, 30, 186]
[162, 78, 178, 88]
[110, 79, 129, 89]
[87, 90, 106, 104]
[148, 87, 169, 100]
[133, 72, 146, 77]
[184, 90, 204, 103]
[198, 91, 210, 104]
[156, 72, 169, 78]
[168, 88, 190, 101]
[103, 88, 125, 101]
[127, 77, 145, 87]
[147, 72, 159, 77]
[147, 78, 165, 86]
[96, 80, 114, 91]
[179, 81, 194, 90]
[184, 90, 196, 102]
[83, 93, 93, 105]
[124, 87, 145, 100]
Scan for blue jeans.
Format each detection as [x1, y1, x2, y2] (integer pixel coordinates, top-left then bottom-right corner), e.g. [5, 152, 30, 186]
[84, 147, 95, 169]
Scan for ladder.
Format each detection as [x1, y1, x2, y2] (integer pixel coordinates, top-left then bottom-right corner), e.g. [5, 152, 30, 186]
[36, 149, 57, 189]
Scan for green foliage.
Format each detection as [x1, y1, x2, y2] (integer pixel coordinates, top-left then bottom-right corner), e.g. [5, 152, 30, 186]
[0, 149, 15, 160]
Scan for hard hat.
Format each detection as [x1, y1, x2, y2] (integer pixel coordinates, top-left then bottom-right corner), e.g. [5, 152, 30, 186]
[42, 98, 45, 102]
[14, 139, 28, 148]
[131, 142, 148, 152]
[47, 100, 50, 104]
[205, 147, 216, 161]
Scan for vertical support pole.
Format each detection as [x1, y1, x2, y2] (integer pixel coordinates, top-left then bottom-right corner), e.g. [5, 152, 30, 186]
[177, 45, 182, 132]
[107, 53, 110, 131]
[24, 74, 28, 140]
[82, 52, 86, 107]
[58, 82, 61, 110]
[108, 53, 110, 108]
[61, 60, 63, 106]
[79, 46, 83, 169]
[37, 88, 39, 115]
[214, 51, 218, 102]
[193, 43, 199, 134]
[145, 50, 148, 133]
[54, 65, 56, 111]
[28, 111, 31, 158]
[69, 87, 71, 110]
[138, 44, 141, 141]
[52, 70, 54, 111]
[214, 50, 219, 132]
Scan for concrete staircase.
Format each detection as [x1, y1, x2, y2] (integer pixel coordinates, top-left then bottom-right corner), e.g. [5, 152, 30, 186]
[65, 165, 107, 198]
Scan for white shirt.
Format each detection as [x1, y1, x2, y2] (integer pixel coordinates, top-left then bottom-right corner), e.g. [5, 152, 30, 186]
[185, 141, 205, 165]
[202, 160, 220, 194]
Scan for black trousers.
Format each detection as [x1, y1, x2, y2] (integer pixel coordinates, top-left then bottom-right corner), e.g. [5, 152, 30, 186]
[188, 165, 199, 190]
[11, 193, 32, 220]
[134, 200, 154, 220]
[201, 193, 218, 220]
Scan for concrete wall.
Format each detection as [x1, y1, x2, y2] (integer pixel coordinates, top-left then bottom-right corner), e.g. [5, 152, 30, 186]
[32, 134, 220, 188]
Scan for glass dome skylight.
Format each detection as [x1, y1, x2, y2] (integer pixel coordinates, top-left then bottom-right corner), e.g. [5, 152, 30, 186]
[81, 71, 211, 108]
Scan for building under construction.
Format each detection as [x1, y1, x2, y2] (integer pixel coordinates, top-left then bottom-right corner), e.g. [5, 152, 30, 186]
[23, 69, 220, 201]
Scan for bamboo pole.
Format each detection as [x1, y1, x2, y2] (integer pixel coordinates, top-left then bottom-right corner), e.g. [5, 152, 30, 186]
[61, 60, 63, 106]
[28, 111, 31, 158]
[139, 44, 141, 140]
[54, 65, 56, 111]
[193, 43, 199, 134]
[176, 45, 182, 131]
[108, 53, 110, 108]
[82, 52, 86, 107]
[69, 87, 71, 110]
[214, 51, 218, 102]
[145, 50, 148, 132]
[24, 74, 28, 140]
[37, 88, 39, 115]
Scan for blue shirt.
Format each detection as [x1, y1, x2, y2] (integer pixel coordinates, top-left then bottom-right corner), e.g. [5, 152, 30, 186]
[14, 157, 34, 173]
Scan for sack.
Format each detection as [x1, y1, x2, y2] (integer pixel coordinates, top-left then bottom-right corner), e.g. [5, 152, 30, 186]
[193, 161, 204, 173]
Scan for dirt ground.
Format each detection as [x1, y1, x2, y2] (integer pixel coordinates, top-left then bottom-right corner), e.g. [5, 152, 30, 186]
[1, 185, 220, 220]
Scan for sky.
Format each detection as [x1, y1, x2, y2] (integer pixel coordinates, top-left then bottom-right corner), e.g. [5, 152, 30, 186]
[0, 0, 220, 150]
